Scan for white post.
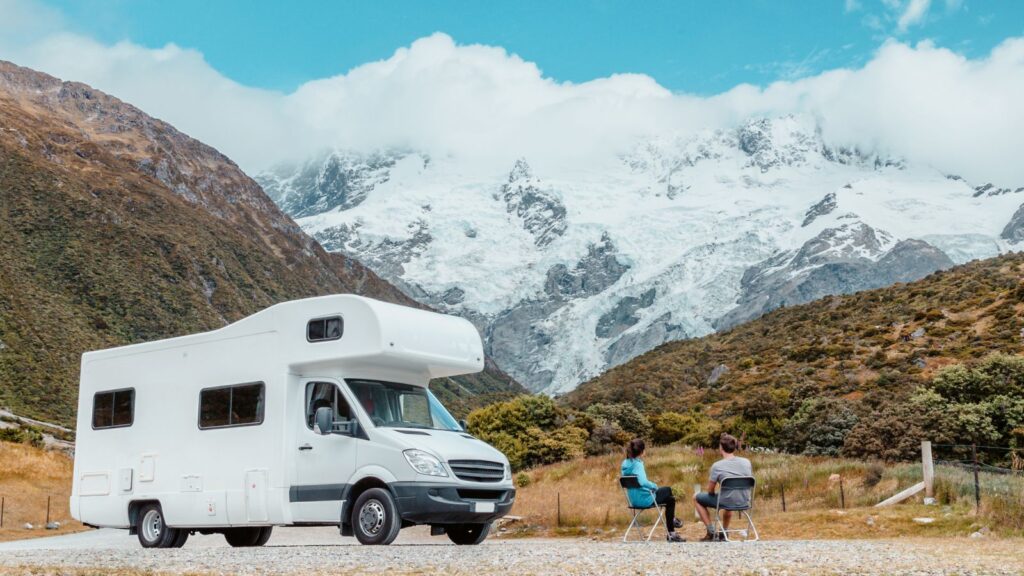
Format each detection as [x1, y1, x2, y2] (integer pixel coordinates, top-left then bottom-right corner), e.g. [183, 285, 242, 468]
[922, 440, 934, 499]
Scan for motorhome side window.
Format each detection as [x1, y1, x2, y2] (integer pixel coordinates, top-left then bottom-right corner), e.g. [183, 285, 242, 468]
[307, 316, 343, 342]
[305, 381, 353, 429]
[199, 383, 265, 429]
[92, 389, 135, 429]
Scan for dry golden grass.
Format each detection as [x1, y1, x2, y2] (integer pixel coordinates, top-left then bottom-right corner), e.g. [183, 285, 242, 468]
[0, 441, 84, 542]
[509, 445, 1024, 540]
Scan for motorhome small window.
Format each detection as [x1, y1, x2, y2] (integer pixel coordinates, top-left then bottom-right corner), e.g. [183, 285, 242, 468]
[92, 389, 134, 429]
[307, 316, 343, 342]
[305, 381, 353, 429]
[199, 383, 264, 429]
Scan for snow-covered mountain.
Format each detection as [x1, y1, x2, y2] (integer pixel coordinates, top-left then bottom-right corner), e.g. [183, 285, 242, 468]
[256, 115, 1023, 394]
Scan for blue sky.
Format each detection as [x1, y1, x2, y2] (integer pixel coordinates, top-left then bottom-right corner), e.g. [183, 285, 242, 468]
[43, 0, 1024, 94]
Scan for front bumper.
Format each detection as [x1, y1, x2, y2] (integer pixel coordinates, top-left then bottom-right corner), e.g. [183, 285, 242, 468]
[391, 482, 516, 525]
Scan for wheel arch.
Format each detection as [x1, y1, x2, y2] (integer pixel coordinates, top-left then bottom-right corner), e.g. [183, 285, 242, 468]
[127, 499, 161, 535]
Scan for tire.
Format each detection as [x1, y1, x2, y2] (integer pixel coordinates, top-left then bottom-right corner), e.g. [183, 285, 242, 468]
[351, 487, 401, 545]
[446, 523, 491, 545]
[254, 526, 273, 546]
[223, 527, 263, 547]
[171, 529, 189, 548]
[136, 503, 180, 548]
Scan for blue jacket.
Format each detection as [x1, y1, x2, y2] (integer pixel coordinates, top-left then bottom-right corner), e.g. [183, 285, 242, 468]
[621, 458, 657, 508]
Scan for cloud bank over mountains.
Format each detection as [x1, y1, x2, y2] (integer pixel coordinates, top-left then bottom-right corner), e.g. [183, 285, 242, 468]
[2, 0, 1023, 185]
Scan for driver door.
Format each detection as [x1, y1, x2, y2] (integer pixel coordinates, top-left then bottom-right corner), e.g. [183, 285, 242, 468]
[289, 379, 359, 524]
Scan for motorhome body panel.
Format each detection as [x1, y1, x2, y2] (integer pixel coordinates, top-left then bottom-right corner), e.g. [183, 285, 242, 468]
[71, 295, 505, 534]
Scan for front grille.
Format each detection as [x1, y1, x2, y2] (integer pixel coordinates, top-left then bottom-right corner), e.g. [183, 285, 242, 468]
[448, 459, 505, 483]
[457, 489, 507, 501]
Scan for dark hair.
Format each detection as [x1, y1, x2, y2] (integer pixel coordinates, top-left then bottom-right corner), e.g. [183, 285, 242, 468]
[625, 438, 646, 459]
[719, 433, 738, 454]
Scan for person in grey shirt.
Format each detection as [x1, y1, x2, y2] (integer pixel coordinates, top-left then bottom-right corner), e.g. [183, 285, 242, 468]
[693, 433, 753, 541]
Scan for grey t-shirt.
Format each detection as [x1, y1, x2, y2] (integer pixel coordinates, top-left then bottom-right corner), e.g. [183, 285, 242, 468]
[709, 456, 753, 507]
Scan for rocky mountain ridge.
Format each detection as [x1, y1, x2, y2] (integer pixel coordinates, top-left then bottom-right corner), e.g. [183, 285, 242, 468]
[257, 114, 1023, 394]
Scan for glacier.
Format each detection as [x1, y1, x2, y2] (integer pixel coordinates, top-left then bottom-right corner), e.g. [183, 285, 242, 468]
[255, 115, 1023, 394]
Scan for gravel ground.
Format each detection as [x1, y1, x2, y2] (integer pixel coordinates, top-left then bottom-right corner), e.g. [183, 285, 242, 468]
[0, 528, 1021, 575]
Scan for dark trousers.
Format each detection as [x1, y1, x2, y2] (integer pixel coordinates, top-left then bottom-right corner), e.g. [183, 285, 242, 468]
[655, 486, 676, 532]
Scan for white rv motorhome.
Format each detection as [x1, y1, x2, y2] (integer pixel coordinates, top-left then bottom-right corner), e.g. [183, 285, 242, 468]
[71, 295, 515, 547]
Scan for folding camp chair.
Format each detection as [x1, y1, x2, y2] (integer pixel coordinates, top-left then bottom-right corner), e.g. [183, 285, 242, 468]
[712, 476, 759, 542]
[619, 476, 665, 542]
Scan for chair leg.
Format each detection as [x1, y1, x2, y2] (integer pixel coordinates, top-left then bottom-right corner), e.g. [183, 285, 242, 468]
[713, 508, 724, 542]
[743, 511, 759, 542]
[623, 510, 639, 542]
[645, 506, 664, 542]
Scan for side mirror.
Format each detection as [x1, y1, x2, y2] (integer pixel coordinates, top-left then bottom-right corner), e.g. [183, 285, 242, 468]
[458, 419, 469, 432]
[315, 407, 333, 435]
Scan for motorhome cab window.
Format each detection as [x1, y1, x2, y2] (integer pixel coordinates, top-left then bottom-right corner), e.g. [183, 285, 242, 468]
[347, 380, 461, 431]
[199, 383, 265, 429]
[92, 389, 134, 429]
[307, 316, 343, 342]
[305, 381, 353, 429]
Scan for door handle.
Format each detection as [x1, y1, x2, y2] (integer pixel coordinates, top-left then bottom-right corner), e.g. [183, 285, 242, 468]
[298, 444, 313, 451]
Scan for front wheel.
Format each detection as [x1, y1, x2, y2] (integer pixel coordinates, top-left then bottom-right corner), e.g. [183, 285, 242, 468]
[351, 488, 401, 545]
[447, 523, 491, 545]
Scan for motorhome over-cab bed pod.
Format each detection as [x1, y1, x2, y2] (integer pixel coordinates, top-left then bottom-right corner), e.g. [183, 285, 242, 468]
[72, 295, 512, 548]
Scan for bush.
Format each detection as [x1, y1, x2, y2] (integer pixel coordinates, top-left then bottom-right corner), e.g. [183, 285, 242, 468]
[0, 426, 45, 448]
[863, 463, 885, 488]
[515, 472, 532, 488]
[781, 398, 859, 456]
[585, 403, 651, 438]
[650, 411, 720, 447]
[467, 395, 589, 469]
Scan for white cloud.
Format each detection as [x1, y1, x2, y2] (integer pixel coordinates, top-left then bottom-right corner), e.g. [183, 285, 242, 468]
[1, 2, 1023, 187]
[897, 0, 932, 32]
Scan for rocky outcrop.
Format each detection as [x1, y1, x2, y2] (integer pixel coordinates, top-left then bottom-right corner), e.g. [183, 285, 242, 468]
[717, 224, 954, 329]
[500, 159, 567, 247]
[256, 150, 406, 217]
[545, 233, 630, 300]
[596, 288, 657, 339]
[802, 192, 838, 227]
[1001, 204, 1024, 244]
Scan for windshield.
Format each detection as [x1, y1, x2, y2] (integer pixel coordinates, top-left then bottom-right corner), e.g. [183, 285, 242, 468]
[345, 379, 462, 431]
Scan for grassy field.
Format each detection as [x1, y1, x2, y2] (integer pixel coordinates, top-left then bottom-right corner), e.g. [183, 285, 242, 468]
[0, 442, 83, 542]
[508, 445, 1024, 540]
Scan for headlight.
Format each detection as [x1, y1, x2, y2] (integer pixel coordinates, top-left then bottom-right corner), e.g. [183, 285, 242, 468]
[404, 449, 448, 477]
[504, 463, 512, 481]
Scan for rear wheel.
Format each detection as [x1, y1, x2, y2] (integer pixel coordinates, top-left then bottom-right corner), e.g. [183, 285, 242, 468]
[254, 526, 273, 546]
[223, 527, 263, 547]
[136, 503, 180, 548]
[447, 523, 490, 545]
[352, 488, 401, 545]
[171, 529, 189, 548]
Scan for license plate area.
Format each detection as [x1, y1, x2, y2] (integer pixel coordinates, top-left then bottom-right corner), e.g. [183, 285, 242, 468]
[474, 501, 496, 513]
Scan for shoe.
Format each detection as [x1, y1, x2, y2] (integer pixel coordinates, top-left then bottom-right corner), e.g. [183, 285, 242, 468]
[666, 532, 686, 543]
[700, 532, 716, 542]
[673, 518, 683, 529]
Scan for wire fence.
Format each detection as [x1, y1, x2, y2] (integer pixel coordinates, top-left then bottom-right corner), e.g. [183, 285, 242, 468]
[0, 494, 67, 531]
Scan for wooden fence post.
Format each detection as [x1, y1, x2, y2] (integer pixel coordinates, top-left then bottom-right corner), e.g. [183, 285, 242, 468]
[46, 495, 51, 525]
[840, 477, 846, 509]
[972, 444, 981, 511]
[1, 496, 4, 527]
[781, 483, 786, 512]
[557, 492, 561, 527]
[922, 441, 934, 499]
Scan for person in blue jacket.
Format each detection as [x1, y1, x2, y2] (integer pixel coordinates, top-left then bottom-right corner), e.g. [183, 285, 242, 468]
[621, 437, 685, 542]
